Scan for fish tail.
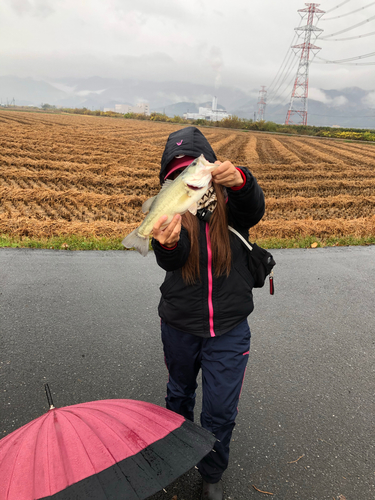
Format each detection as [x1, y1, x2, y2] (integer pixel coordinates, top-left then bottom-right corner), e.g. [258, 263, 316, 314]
[122, 228, 150, 256]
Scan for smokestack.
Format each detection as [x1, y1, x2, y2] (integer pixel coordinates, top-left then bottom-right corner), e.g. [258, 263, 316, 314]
[212, 96, 217, 111]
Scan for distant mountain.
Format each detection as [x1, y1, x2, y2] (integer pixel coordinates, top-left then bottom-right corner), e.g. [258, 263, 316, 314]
[0, 76, 374, 128]
[0, 75, 248, 113]
[0, 76, 65, 106]
[232, 87, 375, 128]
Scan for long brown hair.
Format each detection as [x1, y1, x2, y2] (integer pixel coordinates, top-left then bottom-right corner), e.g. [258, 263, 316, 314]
[181, 182, 231, 285]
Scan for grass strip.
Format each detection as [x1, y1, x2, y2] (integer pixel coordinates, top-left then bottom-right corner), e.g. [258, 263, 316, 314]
[0, 235, 125, 251]
[1, 234, 374, 251]
[254, 235, 375, 249]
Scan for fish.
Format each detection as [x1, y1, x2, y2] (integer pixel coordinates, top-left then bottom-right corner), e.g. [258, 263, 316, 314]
[122, 154, 218, 256]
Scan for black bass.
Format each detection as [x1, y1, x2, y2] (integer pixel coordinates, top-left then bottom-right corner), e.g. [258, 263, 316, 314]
[122, 155, 218, 256]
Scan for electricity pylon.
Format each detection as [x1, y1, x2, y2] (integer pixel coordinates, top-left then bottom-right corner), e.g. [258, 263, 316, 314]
[285, 3, 325, 126]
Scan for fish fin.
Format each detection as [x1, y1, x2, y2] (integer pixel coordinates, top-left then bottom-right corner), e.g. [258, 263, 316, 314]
[142, 196, 157, 214]
[160, 179, 174, 192]
[188, 202, 198, 215]
[122, 228, 149, 256]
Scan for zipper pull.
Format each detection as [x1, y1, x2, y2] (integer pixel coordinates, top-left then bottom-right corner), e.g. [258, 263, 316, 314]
[269, 270, 274, 295]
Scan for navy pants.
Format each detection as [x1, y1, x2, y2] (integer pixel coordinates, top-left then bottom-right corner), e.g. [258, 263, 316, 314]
[161, 319, 251, 483]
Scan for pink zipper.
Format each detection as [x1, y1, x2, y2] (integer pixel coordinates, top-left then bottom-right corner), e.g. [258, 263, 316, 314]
[205, 224, 215, 337]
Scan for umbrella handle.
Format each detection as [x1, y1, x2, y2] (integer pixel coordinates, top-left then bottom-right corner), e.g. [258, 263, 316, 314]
[44, 384, 55, 410]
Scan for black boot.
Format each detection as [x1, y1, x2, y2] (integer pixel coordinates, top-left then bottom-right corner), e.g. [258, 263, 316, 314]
[201, 480, 223, 500]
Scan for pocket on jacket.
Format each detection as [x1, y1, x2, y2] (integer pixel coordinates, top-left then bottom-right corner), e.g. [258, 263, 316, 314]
[160, 271, 179, 296]
[233, 260, 255, 290]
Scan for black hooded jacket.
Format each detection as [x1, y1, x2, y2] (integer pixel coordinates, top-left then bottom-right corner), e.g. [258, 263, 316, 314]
[159, 126, 217, 184]
[152, 127, 265, 338]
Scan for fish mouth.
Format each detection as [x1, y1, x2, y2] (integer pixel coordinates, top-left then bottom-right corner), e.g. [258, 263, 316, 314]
[186, 184, 202, 191]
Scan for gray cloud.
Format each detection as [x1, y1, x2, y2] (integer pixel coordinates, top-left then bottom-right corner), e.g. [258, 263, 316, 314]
[110, 0, 192, 22]
[1, 0, 375, 98]
[6, 0, 56, 17]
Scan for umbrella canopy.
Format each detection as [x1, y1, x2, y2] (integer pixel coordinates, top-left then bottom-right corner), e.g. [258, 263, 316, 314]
[0, 398, 216, 500]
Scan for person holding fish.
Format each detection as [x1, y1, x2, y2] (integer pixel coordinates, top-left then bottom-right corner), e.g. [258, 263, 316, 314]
[123, 126, 265, 500]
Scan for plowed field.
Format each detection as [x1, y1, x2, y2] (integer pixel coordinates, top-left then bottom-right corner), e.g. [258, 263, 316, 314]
[1, 110, 374, 242]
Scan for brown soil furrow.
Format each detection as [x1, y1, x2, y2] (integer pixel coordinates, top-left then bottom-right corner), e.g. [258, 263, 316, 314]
[264, 205, 375, 221]
[278, 137, 343, 165]
[268, 137, 302, 164]
[216, 134, 249, 166]
[0, 167, 160, 192]
[0, 215, 138, 238]
[262, 178, 375, 198]
[243, 134, 260, 166]
[250, 161, 374, 177]
[266, 195, 375, 210]
[249, 217, 375, 239]
[129, 130, 172, 142]
[0, 187, 145, 209]
[211, 133, 238, 154]
[255, 168, 375, 182]
[256, 136, 281, 164]
[1, 110, 375, 241]
[256, 136, 306, 165]
[1, 213, 373, 240]
[0, 155, 159, 176]
[301, 139, 375, 167]
[330, 141, 375, 158]
[0, 115, 37, 126]
[260, 138, 314, 165]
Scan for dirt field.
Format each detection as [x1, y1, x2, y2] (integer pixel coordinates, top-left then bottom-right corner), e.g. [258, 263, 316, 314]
[0, 110, 374, 241]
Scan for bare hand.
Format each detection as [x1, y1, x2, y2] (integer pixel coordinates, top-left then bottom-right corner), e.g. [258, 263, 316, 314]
[153, 214, 181, 247]
[212, 160, 243, 188]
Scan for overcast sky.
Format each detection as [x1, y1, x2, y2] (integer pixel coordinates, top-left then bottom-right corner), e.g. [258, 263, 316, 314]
[1, 0, 375, 105]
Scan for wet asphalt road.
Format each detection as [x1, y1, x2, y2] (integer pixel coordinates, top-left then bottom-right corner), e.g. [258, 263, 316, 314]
[1, 246, 374, 500]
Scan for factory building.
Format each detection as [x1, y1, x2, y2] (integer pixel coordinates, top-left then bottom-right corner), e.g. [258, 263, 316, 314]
[183, 96, 231, 122]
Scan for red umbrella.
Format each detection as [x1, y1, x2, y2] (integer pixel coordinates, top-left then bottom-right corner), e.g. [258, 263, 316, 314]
[0, 387, 216, 500]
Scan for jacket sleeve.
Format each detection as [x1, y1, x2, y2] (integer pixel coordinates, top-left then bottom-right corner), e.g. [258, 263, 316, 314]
[151, 226, 191, 271]
[227, 167, 265, 230]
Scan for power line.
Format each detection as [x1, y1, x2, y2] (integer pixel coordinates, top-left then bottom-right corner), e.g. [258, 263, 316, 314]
[267, 52, 300, 104]
[316, 50, 375, 63]
[314, 59, 375, 65]
[319, 29, 375, 40]
[325, 0, 352, 14]
[268, 50, 320, 111]
[321, 1, 375, 21]
[317, 3, 375, 66]
[267, 71, 300, 110]
[321, 13, 375, 38]
[267, 18, 303, 99]
[267, 33, 299, 95]
[269, 50, 321, 106]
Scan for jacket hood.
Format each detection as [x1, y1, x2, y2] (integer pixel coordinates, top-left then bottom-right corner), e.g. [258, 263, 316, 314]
[160, 126, 217, 184]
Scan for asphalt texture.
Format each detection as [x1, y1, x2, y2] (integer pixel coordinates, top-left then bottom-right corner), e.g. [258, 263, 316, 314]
[1, 246, 374, 500]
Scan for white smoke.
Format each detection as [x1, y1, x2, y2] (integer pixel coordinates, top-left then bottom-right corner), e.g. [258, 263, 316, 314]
[207, 46, 223, 89]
